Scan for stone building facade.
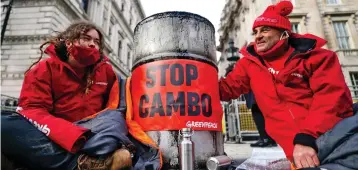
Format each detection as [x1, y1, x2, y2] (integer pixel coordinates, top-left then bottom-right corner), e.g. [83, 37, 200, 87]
[1, 0, 145, 97]
[217, 0, 358, 98]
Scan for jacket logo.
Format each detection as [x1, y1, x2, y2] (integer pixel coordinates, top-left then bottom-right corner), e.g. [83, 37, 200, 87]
[268, 68, 303, 79]
[291, 73, 303, 78]
[255, 17, 278, 23]
[268, 68, 279, 75]
[95, 82, 108, 86]
[16, 107, 51, 136]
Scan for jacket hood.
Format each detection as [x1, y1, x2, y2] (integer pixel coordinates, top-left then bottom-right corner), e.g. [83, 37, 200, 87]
[289, 33, 327, 51]
[44, 43, 57, 57]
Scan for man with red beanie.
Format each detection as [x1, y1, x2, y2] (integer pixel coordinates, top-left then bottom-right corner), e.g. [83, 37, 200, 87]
[219, 0, 355, 169]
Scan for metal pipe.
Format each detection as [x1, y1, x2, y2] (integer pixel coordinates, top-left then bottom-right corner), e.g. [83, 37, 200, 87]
[1, 0, 14, 45]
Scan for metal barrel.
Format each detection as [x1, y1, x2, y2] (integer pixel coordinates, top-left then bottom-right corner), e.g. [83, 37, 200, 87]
[133, 11, 217, 68]
[131, 11, 224, 169]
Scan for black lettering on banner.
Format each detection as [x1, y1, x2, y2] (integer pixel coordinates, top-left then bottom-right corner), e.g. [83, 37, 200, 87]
[186, 64, 198, 86]
[146, 66, 156, 88]
[201, 94, 212, 117]
[139, 95, 149, 118]
[159, 64, 170, 86]
[150, 93, 165, 117]
[170, 64, 184, 86]
[166, 92, 185, 116]
[187, 92, 200, 116]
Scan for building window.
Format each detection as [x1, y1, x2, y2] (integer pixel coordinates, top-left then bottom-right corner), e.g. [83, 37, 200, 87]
[117, 40, 122, 58]
[333, 21, 351, 49]
[129, 6, 133, 26]
[127, 51, 131, 66]
[109, 18, 114, 38]
[102, 10, 108, 34]
[109, 26, 112, 38]
[82, 0, 89, 13]
[350, 72, 358, 98]
[326, 0, 340, 5]
[121, 1, 125, 12]
[291, 23, 299, 33]
[127, 45, 132, 67]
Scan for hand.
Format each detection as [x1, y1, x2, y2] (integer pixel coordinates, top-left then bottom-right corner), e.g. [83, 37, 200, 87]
[293, 144, 320, 169]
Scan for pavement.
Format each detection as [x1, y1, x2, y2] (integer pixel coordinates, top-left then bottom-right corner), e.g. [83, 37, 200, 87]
[224, 142, 253, 165]
[224, 142, 291, 169]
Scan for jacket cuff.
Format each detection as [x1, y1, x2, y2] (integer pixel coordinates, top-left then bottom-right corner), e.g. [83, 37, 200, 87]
[293, 133, 318, 152]
[70, 130, 93, 153]
[68, 128, 91, 153]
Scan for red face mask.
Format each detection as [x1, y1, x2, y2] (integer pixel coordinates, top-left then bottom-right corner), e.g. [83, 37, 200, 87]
[68, 45, 101, 66]
[254, 39, 287, 58]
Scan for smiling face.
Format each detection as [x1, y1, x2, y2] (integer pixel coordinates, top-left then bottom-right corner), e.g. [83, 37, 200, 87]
[253, 26, 283, 52]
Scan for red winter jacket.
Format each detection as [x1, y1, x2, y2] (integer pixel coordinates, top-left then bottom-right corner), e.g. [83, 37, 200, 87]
[17, 44, 116, 153]
[219, 33, 353, 161]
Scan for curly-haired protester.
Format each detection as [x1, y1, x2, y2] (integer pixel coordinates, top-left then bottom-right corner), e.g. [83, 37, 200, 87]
[1, 21, 135, 170]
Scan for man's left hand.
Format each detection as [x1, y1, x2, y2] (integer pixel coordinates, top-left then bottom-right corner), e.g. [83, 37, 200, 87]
[293, 144, 320, 169]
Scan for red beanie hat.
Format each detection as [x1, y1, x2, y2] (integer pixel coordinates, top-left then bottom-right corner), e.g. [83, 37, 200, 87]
[252, 0, 293, 31]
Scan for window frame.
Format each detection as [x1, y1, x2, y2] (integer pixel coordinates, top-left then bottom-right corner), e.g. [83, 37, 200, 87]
[332, 21, 351, 50]
[291, 23, 300, 34]
[326, 0, 341, 5]
[349, 72, 358, 98]
[81, 0, 89, 13]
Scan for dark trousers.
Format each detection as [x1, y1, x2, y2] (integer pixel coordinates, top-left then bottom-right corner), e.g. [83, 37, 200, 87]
[251, 104, 274, 141]
[1, 112, 78, 170]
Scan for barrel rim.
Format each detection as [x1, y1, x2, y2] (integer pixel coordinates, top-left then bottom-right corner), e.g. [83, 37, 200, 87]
[131, 55, 218, 72]
[134, 11, 215, 34]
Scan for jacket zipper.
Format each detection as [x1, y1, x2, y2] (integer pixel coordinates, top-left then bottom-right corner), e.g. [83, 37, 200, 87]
[288, 109, 295, 119]
[289, 108, 302, 131]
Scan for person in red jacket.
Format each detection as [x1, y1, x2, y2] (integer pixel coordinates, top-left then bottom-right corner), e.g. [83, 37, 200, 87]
[219, 1, 354, 169]
[1, 21, 132, 170]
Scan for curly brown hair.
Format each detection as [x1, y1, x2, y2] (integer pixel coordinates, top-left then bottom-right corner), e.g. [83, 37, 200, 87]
[26, 21, 104, 73]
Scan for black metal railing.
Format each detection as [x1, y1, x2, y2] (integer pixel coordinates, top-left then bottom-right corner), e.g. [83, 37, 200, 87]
[1, 94, 18, 112]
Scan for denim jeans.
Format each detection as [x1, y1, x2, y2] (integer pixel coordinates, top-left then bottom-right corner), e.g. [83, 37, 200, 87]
[1, 112, 78, 170]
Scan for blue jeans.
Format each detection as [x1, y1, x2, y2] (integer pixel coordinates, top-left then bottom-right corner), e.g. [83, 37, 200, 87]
[1, 112, 78, 170]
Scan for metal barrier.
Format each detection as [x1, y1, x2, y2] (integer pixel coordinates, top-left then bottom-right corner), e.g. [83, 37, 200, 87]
[223, 95, 259, 143]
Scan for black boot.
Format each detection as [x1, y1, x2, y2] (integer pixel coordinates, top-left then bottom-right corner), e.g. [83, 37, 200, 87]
[261, 138, 277, 147]
[250, 138, 264, 147]
[250, 138, 277, 147]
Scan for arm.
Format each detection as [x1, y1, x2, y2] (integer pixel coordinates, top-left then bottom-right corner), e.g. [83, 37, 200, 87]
[18, 62, 89, 153]
[293, 51, 353, 150]
[219, 59, 251, 101]
[103, 64, 117, 108]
